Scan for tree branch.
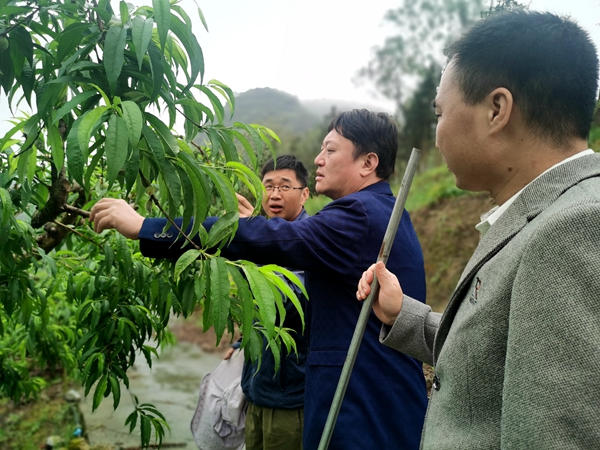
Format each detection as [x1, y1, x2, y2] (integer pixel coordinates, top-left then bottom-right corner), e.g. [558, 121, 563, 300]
[149, 193, 202, 251]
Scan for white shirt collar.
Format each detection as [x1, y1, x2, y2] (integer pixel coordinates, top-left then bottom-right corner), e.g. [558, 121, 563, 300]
[475, 149, 595, 236]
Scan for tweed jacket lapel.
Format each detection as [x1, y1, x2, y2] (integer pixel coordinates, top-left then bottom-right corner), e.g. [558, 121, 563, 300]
[432, 153, 600, 362]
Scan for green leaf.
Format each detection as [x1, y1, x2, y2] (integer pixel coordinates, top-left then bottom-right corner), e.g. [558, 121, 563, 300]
[259, 267, 305, 330]
[152, 0, 171, 50]
[207, 79, 235, 118]
[109, 374, 121, 409]
[47, 123, 64, 171]
[201, 166, 237, 212]
[56, 23, 89, 65]
[103, 25, 127, 95]
[177, 152, 209, 228]
[199, 85, 224, 123]
[147, 40, 164, 101]
[132, 16, 154, 70]
[260, 264, 308, 298]
[20, 60, 34, 106]
[105, 114, 129, 188]
[142, 124, 166, 164]
[92, 375, 108, 411]
[125, 409, 138, 433]
[119, 1, 129, 26]
[175, 165, 195, 234]
[207, 211, 238, 248]
[146, 113, 179, 156]
[174, 249, 201, 280]
[36, 83, 64, 121]
[197, 5, 209, 32]
[77, 106, 109, 156]
[169, 13, 203, 91]
[54, 90, 98, 124]
[140, 415, 151, 447]
[234, 122, 264, 164]
[66, 119, 85, 186]
[228, 266, 254, 348]
[0, 187, 13, 227]
[120, 101, 143, 146]
[125, 144, 139, 195]
[229, 130, 258, 170]
[243, 264, 276, 338]
[0, 40, 13, 96]
[11, 25, 33, 67]
[210, 257, 231, 344]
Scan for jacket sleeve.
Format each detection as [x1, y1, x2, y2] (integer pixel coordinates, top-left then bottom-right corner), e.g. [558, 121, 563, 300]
[138, 197, 370, 275]
[380, 295, 440, 366]
[500, 202, 600, 449]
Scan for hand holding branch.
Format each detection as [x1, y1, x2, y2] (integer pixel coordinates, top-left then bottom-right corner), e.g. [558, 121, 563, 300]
[89, 198, 145, 239]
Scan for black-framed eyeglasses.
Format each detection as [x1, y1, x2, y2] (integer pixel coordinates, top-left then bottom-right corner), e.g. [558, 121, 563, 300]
[264, 185, 304, 193]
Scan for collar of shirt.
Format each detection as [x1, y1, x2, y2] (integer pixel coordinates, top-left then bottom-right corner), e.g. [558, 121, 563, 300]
[475, 149, 595, 236]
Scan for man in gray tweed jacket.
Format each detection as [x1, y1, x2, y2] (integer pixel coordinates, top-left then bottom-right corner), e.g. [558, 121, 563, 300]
[357, 10, 600, 450]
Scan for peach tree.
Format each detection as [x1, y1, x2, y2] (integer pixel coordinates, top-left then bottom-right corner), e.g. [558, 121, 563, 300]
[0, 0, 304, 446]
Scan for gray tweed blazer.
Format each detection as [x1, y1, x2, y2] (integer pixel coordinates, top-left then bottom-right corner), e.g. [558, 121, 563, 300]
[382, 153, 600, 449]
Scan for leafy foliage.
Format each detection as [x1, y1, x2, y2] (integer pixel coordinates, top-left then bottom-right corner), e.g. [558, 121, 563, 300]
[0, 0, 305, 446]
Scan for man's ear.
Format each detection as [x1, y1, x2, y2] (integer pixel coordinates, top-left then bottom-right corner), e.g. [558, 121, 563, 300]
[300, 187, 309, 206]
[360, 152, 379, 177]
[487, 87, 513, 135]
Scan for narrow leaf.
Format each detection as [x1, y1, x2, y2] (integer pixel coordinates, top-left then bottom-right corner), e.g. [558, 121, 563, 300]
[152, 0, 171, 50]
[66, 118, 85, 186]
[147, 40, 164, 101]
[54, 90, 98, 124]
[228, 267, 254, 349]
[120, 101, 143, 146]
[210, 257, 231, 344]
[103, 25, 127, 95]
[47, 123, 64, 171]
[105, 114, 129, 188]
[132, 16, 154, 70]
[77, 106, 108, 156]
[174, 249, 201, 280]
[207, 211, 238, 248]
[243, 264, 276, 338]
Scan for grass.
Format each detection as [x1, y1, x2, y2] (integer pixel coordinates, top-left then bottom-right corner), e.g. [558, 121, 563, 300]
[0, 379, 78, 450]
[304, 163, 471, 215]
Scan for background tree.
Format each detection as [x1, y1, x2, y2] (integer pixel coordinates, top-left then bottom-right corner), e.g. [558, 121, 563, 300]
[356, 0, 527, 163]
[0, 0, 305, 446]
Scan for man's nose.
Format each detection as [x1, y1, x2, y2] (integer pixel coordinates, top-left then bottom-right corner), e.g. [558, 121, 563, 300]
[314, 149, 324, 166]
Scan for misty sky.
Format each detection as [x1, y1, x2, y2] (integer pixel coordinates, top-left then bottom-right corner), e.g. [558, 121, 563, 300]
[0, 0, 599, 136]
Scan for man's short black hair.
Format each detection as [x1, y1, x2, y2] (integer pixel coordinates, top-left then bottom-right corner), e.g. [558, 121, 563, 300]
[445, 10, 599, 148]
[260, 155, 309, 188]
[328, 109, 398, 180]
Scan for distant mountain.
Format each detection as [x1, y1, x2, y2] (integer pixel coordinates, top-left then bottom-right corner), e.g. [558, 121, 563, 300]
[226, 88, 320, 136]
[301, 98, 392, 119]
[226, 88, 392, 137]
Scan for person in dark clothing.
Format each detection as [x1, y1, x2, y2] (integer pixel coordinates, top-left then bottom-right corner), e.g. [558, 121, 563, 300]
[225, 155, 310, 450]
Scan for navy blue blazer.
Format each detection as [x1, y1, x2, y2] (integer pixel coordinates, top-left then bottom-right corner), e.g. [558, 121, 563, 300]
[139, 181, 428, 450]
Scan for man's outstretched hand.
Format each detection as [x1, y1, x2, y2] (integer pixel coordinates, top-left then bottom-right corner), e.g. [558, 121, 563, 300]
[236, 193, 255, 218]
[89, 198, 145, 239]
[356, 261, 404, 326]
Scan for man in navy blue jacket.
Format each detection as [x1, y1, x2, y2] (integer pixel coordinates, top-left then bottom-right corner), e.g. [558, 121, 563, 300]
[90, 109, 428, 449]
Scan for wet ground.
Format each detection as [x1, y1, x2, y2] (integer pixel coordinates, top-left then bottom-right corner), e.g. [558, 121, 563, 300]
[81, 318, 234, 449]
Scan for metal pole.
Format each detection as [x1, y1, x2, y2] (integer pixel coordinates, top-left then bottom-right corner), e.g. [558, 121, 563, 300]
[317, 148, 422, 450]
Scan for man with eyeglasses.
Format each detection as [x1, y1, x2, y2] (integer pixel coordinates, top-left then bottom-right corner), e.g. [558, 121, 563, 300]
[225, 155, 310, 450]
[90, 109, 428, 450]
